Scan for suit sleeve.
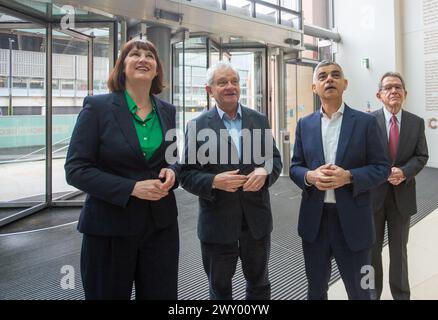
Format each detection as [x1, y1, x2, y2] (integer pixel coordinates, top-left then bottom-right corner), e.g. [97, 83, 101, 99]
[165, 104, 181, 191]
[180, 120, 216, 201]
[290, 118, 311, 193]
[349, 116, 391, 196]
[64, 97, 136, 207]
[400, 118, 429, 182]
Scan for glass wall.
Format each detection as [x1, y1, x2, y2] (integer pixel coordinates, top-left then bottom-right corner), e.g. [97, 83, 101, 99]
[51, 25, 111, 201]
[302, 0, 331, 28]
[172, 37, 208, 152]
[227, 0, 252, 17]
[51, 29, 89, 200]
[184, 0, 302, 29]
[0, 0, 116, 225]
[0, 15, 46, 205]
[190, 0, 222, 9]
[227, 50, 265, 113]
[285, 63, 316, 149]
[172, 36, 267, 152]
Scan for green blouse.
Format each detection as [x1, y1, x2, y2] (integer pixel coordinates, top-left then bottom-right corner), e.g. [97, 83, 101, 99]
[124, 90, 163, 160]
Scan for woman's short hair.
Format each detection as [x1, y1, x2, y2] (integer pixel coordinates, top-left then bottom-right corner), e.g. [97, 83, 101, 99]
[107, 39, 165, 94]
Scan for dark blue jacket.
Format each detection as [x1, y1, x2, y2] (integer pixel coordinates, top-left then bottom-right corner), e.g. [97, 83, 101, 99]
[65, 92, 179, 236]
[180, 106, 282, 244]
[290, 105, 390, 252]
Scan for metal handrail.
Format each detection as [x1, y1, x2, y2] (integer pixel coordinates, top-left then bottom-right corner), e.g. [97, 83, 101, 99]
[0, 136, 71, 165]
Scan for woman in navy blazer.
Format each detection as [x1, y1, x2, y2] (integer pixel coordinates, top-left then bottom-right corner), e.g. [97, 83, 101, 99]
[65, 40, 179, 300]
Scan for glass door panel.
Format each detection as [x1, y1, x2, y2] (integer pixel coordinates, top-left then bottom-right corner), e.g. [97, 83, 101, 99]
[172, 37, 208, 152]
[285, 63, 315, 154]
[228, 50, 265, 113]
[51, 28, 89, 200]
[0, 20, 46, 205]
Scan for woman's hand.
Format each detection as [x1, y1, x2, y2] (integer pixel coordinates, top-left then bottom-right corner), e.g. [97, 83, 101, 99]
[159, 168, 176, 192]
[131, 179, 169, 201]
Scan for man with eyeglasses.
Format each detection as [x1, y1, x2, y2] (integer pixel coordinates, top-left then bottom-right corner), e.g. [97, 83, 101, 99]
[290, 61, 390, 300]
[180, 61, 282, 300]
[371, 72, 429, 300]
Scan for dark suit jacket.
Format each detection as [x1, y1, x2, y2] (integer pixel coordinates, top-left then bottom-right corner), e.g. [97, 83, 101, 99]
[65, 92, 179, 236]
[290, 105, 391, 252]
[180, 106, 282, 244]
[371, 108, 429, 217]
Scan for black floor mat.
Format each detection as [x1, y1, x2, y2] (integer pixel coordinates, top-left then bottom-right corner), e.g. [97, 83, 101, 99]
[1, 168, 437, 300]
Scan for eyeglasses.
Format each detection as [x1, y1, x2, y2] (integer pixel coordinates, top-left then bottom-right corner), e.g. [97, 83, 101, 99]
[215, 79, 239, 87]
[381, 85, 404, 92]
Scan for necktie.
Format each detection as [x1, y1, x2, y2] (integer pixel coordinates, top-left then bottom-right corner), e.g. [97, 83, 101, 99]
[388, 115, 399, 162]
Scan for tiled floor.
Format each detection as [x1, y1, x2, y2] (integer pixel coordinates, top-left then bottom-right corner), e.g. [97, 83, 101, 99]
[328, 209, 438, 300]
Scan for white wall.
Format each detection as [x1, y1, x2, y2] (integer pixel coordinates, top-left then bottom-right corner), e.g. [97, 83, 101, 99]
[334, 0, 437, 168]
[334, 0, 400, 111]
[401, 0, 438, 167]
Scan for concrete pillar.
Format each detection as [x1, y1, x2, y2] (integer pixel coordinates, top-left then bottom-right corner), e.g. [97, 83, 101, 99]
[147, 26, 171, 102]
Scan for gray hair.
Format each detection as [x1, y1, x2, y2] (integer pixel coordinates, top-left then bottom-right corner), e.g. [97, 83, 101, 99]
[206, 61, 240, 86]
[313, 60, 345, 83]
[378, 72, 406, 91]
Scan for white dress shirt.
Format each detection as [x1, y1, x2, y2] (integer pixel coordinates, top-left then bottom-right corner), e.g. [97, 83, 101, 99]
[321, 103, 345, 204]
[382, 106, 402, 141]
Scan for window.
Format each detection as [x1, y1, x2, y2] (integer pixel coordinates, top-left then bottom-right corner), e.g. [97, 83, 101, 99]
[227, 0, 252, 17]
[302, 0, 331, 28]
[280, 0, 298, 11]
[30, 78, 44, 89]
[61, 80, 74, 91]
[76, 80, 87, 91]
[0, 77, 7, 88]
[189, 0, 222, 9]
[52, 79, 59, 90]
[13, 77, 27, 89]
[281, 11, 300, 29]
[256, 3, 278, 24]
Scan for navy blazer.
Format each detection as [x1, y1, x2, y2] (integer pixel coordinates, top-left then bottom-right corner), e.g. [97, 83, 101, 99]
[290, 105, 390, 252]
[65, 92, 179, 236]
[371, 109, 429, 217]
[180, 106, 282, 244]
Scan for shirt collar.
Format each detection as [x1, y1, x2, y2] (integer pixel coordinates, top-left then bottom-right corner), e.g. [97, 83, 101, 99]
[320, 102, 345, 118]
[216, 103, 242, 121]
[383, 106, 402, 124]
[124, 90, 156, 114]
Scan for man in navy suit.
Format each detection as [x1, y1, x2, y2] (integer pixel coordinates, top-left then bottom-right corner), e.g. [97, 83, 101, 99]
[290, 61, 390, 300]
[180, 61, 282, 300]
[371, 72, 428, 300]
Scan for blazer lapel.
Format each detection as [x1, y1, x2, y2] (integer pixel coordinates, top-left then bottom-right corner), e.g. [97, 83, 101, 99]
[241, 105, 254, 131]
[375, 108, 389, 156]
[152, 96, 171, 137]
[335, 105, 355, 165]
[310, 111, 325, 166]
[111, 92, 144, 162]
[208, 107, 232, 147]
[396, 110, 409, 162]
[147, 96, 170, 164]
[376, 109, 388, 139]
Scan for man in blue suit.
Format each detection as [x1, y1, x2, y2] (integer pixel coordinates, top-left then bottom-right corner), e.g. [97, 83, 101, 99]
[290, 61, 390, 300]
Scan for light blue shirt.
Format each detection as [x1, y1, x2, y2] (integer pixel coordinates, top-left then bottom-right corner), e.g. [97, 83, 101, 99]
[382, 106, 402, 141]
[216, 104, 242, 158]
